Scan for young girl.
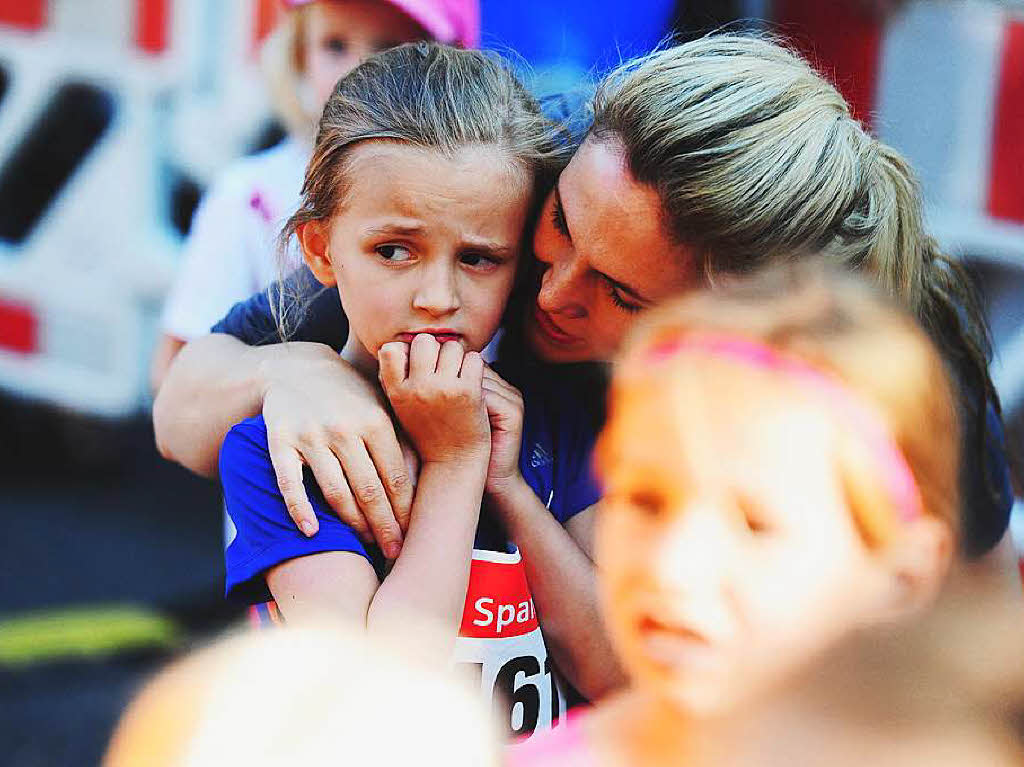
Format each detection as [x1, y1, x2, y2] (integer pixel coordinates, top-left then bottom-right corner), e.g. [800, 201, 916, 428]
[510, 264, 961, 764]
[219, 43, 593, 740]
[152, 0, 479, 389]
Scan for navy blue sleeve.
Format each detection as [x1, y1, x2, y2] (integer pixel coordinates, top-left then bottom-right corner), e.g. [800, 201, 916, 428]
[211, 266, 348, 351]
[219, 415, 377, 603]
[517, 378, 602, 527]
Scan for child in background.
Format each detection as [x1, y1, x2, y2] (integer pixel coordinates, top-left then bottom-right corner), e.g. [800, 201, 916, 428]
[511, 264, 961, 765]
[151, 0, 479, 390]
[220, 43, 591, 740]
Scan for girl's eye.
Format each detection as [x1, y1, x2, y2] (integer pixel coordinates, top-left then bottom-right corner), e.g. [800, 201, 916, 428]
[737, 494, 771, 535]
[604, 279, 643, 313]
[376, 245, 413, 262]
[460, 252, 499, 270]
[323, 37, 348, 54]
[626, 489, 665, 518]
[551, 197, 569, 238]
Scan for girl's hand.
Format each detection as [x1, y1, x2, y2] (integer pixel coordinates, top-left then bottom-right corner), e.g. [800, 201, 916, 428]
[260, 343, 412, 557]
[378, 335, 490, 466]
[481, 366, 525, 498]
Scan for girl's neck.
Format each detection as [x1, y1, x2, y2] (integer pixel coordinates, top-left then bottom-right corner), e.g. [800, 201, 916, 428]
[340, 336, 379, 381]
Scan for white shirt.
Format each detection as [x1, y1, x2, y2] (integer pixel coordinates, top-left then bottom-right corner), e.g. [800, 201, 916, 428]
[161, 138, 309, 340]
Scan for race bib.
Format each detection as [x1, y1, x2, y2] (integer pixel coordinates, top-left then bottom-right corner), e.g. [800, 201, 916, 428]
[452, 548, 566, 740]
[247, 548, 566, 740]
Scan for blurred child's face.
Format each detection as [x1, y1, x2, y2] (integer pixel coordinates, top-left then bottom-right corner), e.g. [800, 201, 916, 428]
[597, 368, 896, 717]
[301, 142, 531, 363]
[304, 1, 428, 108]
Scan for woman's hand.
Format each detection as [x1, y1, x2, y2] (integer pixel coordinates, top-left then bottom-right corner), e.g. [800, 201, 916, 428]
[481, 366, 525, 498]
[378, 335, 490, 467]
[260, 343, 413, 558]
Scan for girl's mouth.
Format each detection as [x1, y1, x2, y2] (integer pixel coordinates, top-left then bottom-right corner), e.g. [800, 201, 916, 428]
[397, 331, 464, 345]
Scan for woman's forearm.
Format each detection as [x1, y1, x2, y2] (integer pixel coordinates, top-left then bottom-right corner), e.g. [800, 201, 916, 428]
[488, 479, 627, 700]
[368, 459, 487, 662]
[153, 333, 269, 476]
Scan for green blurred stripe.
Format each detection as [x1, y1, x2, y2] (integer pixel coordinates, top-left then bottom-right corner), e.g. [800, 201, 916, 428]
[0, 605, 182, 667]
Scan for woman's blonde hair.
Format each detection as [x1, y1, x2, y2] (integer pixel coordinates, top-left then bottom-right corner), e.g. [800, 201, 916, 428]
[591, 33, 998, 529]
[600, 263, 960, 547]
[274, 42, 569, 336]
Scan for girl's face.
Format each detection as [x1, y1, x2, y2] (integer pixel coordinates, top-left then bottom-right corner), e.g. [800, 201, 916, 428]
[526, 137, 702, 363]
[597, 369, 898, 717]
[300, 142, 532, 365]
[304, 0, 428, 109]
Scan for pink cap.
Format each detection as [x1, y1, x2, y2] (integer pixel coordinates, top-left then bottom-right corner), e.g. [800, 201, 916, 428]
[283, 0, 479, 48]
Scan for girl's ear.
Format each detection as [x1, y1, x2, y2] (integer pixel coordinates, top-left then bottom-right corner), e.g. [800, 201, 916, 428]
[874, 516, 954, 621]
[297, 220, 336, 287]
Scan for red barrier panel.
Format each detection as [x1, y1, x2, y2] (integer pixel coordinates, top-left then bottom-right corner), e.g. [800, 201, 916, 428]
[136, 0, 169, 54]
[988, 21, 1024, 224]
[774, 0, 882, 132]
[0, 0, 46, 31]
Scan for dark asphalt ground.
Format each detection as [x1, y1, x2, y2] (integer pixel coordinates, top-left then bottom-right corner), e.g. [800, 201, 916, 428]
[0, 401, 242, 766]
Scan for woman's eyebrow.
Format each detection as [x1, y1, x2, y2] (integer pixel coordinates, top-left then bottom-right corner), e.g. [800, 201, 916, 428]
[554, 182, 574, 243]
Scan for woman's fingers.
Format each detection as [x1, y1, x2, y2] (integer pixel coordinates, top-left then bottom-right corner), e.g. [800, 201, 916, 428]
[267, 441, 320, 538]
[362, 421, 415, 536]
[303, 446, 369, 541]
[332, 439, 404, 559]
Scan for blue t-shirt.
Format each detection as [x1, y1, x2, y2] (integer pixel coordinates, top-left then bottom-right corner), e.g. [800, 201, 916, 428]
[221, 374, 601, 603]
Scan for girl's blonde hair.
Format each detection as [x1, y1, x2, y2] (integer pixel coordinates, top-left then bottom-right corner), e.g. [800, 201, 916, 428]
[591, 33, 998, 528]
[275, 42, 569, 336]
[600, 263, 960, 547]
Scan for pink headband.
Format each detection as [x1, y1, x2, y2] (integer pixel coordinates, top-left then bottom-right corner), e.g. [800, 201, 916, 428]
[643, 333, 923, 523]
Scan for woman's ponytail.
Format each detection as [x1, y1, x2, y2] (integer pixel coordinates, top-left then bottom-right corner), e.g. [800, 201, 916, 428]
[866, 139, 1004, 518]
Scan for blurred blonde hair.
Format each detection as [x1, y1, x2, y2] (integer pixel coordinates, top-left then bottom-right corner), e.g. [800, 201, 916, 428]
[592, 34, 999, 515]
[260, 7, 315, 138]
[104, 624, 500, 767]
[600, 263, 960, 548]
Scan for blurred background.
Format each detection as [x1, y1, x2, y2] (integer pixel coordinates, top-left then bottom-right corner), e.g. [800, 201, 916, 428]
[0, 0, 1021, 764]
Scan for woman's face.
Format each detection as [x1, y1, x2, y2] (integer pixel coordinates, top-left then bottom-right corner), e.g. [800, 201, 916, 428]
[526, 137, 702, 363]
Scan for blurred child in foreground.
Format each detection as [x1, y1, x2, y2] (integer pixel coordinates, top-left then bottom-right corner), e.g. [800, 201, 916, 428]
[103, 623, 499, 766]
[512, 264, 964, 765]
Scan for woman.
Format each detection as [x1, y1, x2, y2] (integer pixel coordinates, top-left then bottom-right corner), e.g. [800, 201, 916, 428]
[154, 34, 1013, 697]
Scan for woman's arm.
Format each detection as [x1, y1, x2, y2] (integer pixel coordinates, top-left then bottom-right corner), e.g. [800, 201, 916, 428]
[487, 487, 627, 700]
[481, 369, 626, 700]
[155, 333, 413, 555]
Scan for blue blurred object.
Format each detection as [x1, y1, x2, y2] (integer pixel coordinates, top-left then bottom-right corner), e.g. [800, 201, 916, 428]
[480, 0, 677, 93]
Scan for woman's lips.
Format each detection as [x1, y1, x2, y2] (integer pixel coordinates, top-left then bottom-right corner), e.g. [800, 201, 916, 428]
[531, 305, 583, 347]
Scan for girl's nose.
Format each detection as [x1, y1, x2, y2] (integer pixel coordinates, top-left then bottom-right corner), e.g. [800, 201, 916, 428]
[649, 499, 731, 594]
[412, 264, 460, 318]
[536, 251, 587, 319]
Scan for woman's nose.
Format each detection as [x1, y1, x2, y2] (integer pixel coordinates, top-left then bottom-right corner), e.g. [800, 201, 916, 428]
[536, 252, 587, 319]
